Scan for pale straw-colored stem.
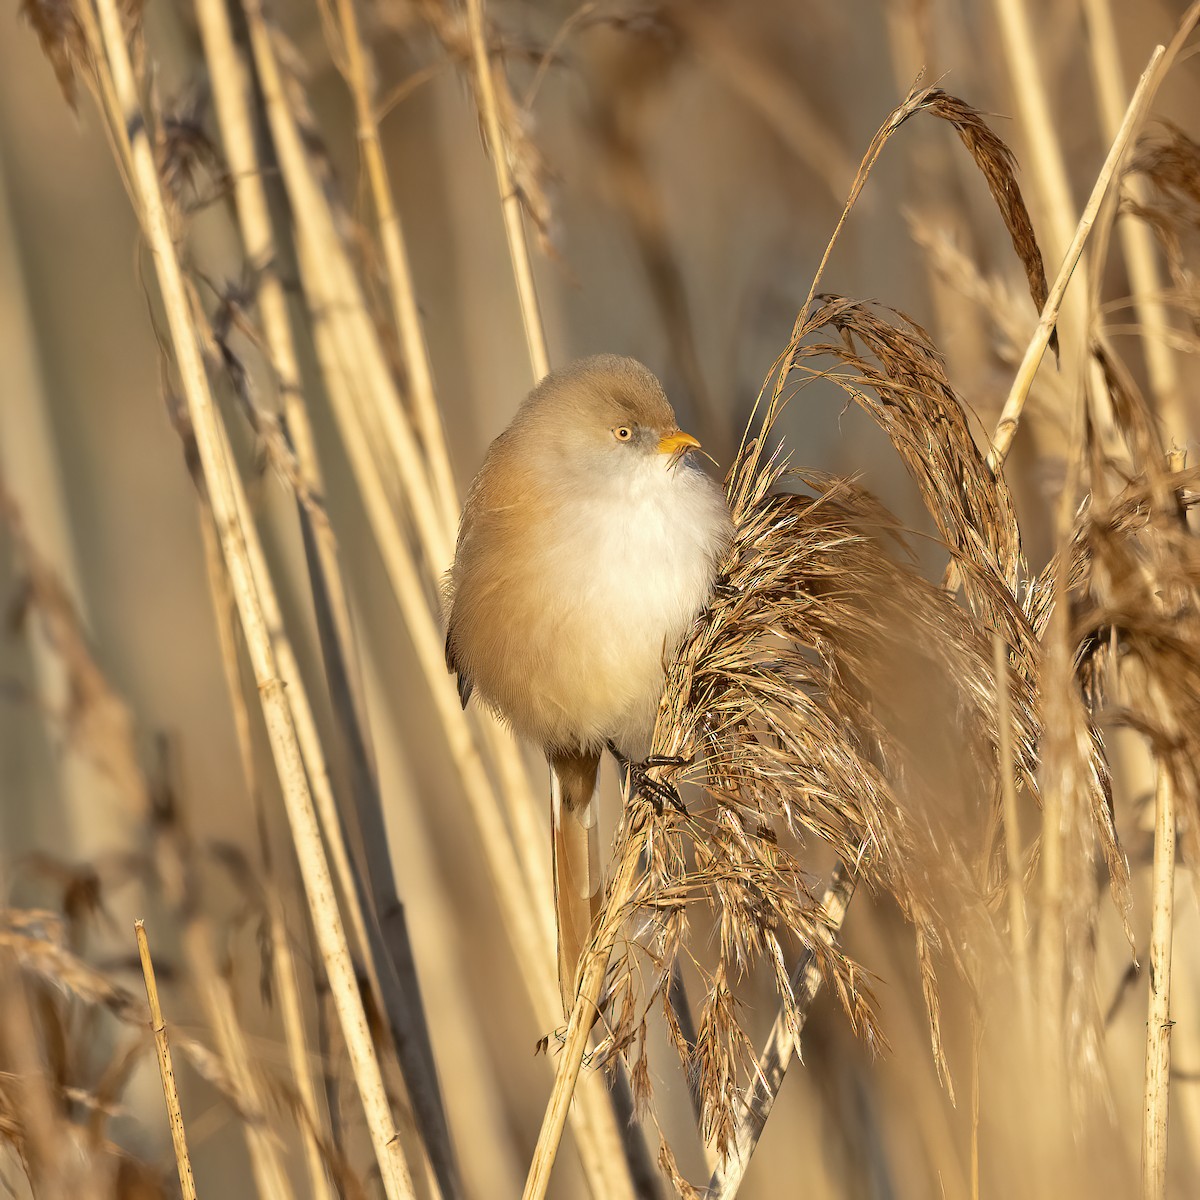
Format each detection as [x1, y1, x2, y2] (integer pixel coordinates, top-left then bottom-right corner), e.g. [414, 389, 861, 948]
[332, 0, 459, 532]
[88, 2, 413, 1191]
[267, 891, 335, 1200]
[522, 824, 643, 1200]
[184, 918, 295, 1200]
[991, 0, 1119, 458]
[986, 46, 1165, 474]
[1142, 444, 1187, 1198]
[135, 921, 197, 1200]
[1084, 0, 1194, 446]
[242, 0, 453, 571]
[194, 505, 331, 1200]
[993, 633, 1031, 1028]
[1142, 764, 1176, 1200]
[705, 863, 857, 1200]
[464, 0, 551, 382]
[192, 4, 457, 1181]
[942, 46, 1167, 595]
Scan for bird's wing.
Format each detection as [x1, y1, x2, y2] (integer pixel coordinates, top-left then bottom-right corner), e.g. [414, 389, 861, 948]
[550, 750, 602, 1011]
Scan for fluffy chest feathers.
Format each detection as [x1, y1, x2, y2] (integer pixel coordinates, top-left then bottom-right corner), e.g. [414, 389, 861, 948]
[450, 454, 731, 759]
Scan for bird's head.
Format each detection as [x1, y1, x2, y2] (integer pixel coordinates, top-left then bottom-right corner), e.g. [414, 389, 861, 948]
[518, 354, 702, 477]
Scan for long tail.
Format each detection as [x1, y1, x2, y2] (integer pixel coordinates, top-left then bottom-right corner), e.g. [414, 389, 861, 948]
[550, 750, 602, 1013]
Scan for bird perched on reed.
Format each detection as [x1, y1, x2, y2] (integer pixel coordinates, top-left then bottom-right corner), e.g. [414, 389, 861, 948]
[445, 355, 732, 1009]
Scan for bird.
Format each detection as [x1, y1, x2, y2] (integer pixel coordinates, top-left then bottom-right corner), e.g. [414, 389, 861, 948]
[444, 354, 733, 1010]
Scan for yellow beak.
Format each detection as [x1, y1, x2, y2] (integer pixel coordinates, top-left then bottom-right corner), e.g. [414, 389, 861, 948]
[657, 430, 701, 456]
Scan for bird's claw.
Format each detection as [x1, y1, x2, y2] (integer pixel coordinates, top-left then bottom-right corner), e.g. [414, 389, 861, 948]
[606, 743, 690, 815]
[627, 760, 688, 816]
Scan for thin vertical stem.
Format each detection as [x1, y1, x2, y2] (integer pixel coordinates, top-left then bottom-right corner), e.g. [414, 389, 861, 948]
[1142, 766, 1176, 1199]
[1142, 442, 1187, 1198]
[1083, 0, 1199, 446]
[993, 633, 1031, 1025]
[332, 0, 460, 534]
[464, 0, 550, 382]
[195, 494, 331, 1200]
[985, 45, 1166, 474]
[268, 888, 336, 1200]
[970, 1014, 982, 1200]
[135, 921, 198, 1200]
[990, 0, 1119, 458]
[942, 46, 1167, 595]
[522, 823, 643, 1200]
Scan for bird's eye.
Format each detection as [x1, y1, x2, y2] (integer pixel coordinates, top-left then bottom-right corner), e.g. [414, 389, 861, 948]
[614, 426, 632, 442]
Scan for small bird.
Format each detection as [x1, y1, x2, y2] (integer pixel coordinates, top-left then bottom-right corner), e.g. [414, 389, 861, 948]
[445, 355, 732, 1009]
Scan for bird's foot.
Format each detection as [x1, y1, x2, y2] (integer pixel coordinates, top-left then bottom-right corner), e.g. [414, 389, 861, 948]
[606, 743, 690, 814]
[627, 756, 689, 816]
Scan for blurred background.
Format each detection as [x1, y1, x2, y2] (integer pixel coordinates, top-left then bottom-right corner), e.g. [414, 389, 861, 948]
[2, 0, 1199, 1196]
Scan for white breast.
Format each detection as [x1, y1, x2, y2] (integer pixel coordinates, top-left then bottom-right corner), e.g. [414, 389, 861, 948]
[538, 457, 731, 759]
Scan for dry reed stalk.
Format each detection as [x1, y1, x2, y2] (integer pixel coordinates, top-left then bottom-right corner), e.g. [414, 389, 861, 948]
[330, 0, 460, 533]
[202, 307, 429, 1193]
[1142, 764, 1176, 1200]
[193, 505, 332, 1200]
[993, 632, 1031, 1023]
[704, 862, 857, 1200]
[1082, 0, 1186, 441]
[84, 2, 414, 1193]
[989, 0, 1121, 459]
[464, 0, 550, 382]
[1139, 445, 1189, 1198]
[941, 45, 1168, 598]
[986, 45, 1168, 474]
[190, 2, 457, 1184]
[134, 921, 197, 1200]
[242, 0, 454, 570]
[265, 888, 335, 1200]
